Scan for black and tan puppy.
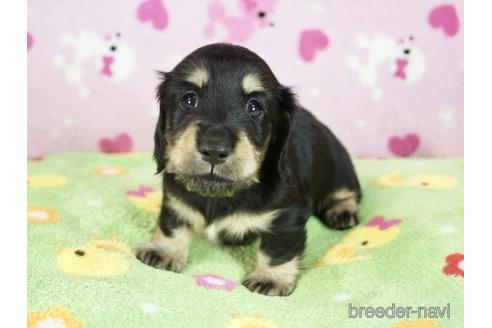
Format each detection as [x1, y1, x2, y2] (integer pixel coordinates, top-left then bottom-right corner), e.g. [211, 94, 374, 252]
[137, 43, 361, 296]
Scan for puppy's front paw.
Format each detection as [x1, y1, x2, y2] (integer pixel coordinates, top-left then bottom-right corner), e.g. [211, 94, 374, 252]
[242, 273, 295, 296]
[325, 209, 359, 230]
[136, 244, 186, 272]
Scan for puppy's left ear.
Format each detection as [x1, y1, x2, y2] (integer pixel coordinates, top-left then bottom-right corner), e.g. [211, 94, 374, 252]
[153, 72, 169, 174]
[270, 86, 298, 175]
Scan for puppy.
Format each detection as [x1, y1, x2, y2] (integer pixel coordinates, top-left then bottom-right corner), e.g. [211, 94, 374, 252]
[137, 43, 361, 296]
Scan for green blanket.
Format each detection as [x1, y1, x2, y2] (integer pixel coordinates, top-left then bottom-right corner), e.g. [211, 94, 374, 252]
[27, 153, 463, 328]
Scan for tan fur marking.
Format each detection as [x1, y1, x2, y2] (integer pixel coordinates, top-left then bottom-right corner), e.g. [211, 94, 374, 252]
[165, 124, 266, 189]
[224, 131, 264, 182]
[207, 209, 280, 241]
[167, 194, 206, 231]
[151, 226, 192, 262]
[331, 188, 357, 202]
[244, 252, 300, 296]
[327, 197, 358, 215]
[137, 225, 192, 271]
[185, 67, 208, 88]
[242, 73, 264, 94]
[327, 189, 359, 226]
[166, 123, 206, 175]
[254, 252, 300, 282]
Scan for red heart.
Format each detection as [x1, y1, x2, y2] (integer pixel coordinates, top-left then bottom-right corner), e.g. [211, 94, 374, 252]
[388, 133, 420, 157]
[299, 29, 329, 62]
[99, 133, 133, 153]
[137, 0, 169, 30]
[428, 5, 460, 37]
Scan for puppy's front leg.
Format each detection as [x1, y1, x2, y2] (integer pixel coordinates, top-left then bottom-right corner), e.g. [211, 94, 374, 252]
[136, 207, 192, 272]
[242, 210, 307, 296]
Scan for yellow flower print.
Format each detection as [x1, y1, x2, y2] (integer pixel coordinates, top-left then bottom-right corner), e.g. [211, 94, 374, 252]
[228, 313, 278, 328]
[94, 165, 126, 176]
[27, 206, 60, 224]
[28, 306, 83, 328]
[56, 238, 132, 278]
[28, 174, 67, 187]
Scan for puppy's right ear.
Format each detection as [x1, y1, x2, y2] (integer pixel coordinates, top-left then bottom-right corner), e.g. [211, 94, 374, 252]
[153, 72, 169, 174]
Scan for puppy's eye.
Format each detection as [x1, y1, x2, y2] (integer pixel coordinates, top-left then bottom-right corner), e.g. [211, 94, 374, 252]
[181, 92, 198, 109]
[246, 100, 263, 118]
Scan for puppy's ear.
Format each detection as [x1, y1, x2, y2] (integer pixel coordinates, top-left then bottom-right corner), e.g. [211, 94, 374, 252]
[153, 72, 169, 174]
[270, 86, 298, 176]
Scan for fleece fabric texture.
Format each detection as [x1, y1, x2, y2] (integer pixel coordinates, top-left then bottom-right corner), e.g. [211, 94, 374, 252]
[27, 153, 463, 328]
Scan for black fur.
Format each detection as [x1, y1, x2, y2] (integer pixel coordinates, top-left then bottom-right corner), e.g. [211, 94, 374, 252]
[147, 43, 361, 295]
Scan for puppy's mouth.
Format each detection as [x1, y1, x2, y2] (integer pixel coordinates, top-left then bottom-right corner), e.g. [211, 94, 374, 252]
[174, 172, 255, 198]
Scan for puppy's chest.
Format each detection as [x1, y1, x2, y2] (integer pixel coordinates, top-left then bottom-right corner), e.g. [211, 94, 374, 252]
[166, 195, 278, 243]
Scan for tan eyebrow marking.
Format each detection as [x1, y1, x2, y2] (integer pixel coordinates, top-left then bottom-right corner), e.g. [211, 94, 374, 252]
[242, 73, 264, 94]
[185, 67, 208, 88]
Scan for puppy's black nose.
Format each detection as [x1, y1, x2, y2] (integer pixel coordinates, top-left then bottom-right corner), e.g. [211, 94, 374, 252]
[198, 143, 231, 165]
[197, 124, 234, 165]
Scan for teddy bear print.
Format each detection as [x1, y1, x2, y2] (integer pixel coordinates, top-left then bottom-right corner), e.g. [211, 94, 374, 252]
[204, 0, 277, 43]
[56, 239, 132, 277]
[53, 31, 135, 97]
[347, 34, 427, 100]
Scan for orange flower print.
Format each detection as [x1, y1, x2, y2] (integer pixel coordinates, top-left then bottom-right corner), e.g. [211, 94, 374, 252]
[28, 306, 83, 328]
[27, 206, 60, 224]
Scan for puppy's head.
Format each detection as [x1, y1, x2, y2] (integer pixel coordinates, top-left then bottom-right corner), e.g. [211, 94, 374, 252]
[154, 43, 296, 197]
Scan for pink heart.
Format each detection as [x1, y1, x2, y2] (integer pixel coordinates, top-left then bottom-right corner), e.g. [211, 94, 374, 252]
[388, 133, 420, 157]
[299, 29, 329, 62]
[99, 133, 133, 153]
[137, 0, 169, 30]
[27, 32, 34, 50]
[428, 4, 460, 37]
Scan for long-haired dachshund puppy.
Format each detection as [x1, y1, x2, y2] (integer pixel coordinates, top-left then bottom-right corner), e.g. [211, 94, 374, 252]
[137, 43, 361, 296]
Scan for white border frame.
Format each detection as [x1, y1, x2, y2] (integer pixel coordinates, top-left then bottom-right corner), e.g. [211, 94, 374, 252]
[0, 0, 27, 325]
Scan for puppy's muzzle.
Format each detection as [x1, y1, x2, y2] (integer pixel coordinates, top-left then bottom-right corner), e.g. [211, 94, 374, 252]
[197, 124, 233, 166]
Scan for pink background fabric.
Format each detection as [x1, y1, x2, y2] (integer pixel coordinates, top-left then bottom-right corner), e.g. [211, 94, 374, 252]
[27, 0, 463, 158]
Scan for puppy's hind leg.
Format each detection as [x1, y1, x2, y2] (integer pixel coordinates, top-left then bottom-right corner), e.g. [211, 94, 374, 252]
[319, 188, 361, 230]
